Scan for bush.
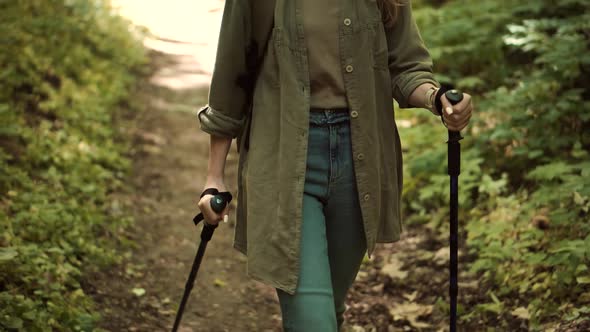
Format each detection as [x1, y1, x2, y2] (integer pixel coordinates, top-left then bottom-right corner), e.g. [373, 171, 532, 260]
[0, 1, 146, 330]
[399, 0, 590, 329]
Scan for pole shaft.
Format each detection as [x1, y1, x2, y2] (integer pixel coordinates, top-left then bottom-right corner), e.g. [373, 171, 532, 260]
[448, 134, 461, 332]
[450, 176, 458, 332]
[172, 240, 209, 332]
[172, 192, 228, 332]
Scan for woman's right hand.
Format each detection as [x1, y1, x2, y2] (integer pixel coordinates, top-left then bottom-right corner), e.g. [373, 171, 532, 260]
[197, 180, 230, 225]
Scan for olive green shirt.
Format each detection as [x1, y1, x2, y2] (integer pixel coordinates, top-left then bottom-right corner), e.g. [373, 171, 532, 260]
[198, 0, 439, 294]
[301, 0, 348, 109]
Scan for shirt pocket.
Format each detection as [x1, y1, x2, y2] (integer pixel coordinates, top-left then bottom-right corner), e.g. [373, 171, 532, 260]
[256, 26, 283, 91]
[371, 21, 389, 71]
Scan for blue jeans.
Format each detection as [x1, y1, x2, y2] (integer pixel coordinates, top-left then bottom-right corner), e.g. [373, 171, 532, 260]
[276, 109, 368, 331]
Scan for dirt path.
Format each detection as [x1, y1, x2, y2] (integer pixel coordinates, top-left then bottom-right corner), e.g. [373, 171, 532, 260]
[85, 50, 281, 332]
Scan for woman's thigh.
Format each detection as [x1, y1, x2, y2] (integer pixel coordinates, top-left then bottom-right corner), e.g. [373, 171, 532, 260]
[276, 121, 338, 332]
[276, 193, 338, 332]
[324, 120, 368, 325]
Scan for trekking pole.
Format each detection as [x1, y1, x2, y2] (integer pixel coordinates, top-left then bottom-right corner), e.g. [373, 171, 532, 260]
[171, 189, 233, 332]
[443, 89, 464, 332]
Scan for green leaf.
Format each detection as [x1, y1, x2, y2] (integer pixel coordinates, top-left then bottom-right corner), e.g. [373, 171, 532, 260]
[477, 301, 503, 315]
[0, 247, 18, 262]
[22, 310, 37, 320]
[524, 253, 547, 265]
[526, 162, 575, 181]
[4, 317, 23, 329]
[527, 149, 544, 159]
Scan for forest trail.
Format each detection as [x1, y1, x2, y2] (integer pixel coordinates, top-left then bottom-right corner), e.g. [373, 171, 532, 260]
[6, 1, 586, 331]
[84, 45, 472, 331]
[84, 3, 536, 331]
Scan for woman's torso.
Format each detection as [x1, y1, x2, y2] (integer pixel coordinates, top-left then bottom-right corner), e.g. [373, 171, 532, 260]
[301, 0, 349, 110]
[201, 0, 439, 294]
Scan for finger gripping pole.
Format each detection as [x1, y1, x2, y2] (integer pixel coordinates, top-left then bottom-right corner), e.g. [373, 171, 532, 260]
[192, 190, 233, 226]
[446, 89, 463, 177]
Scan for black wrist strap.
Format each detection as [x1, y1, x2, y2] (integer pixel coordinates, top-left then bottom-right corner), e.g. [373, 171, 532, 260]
[434, 87, 447, 117]
[200, 188, 233, 204]
[434, 83, 455, 128]
[200, 188, 219, 198]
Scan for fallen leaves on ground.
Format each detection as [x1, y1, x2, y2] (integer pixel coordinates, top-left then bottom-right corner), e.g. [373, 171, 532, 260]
[390, 302, 433, 329]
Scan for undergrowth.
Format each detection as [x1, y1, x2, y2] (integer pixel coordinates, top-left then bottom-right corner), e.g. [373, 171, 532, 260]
[0, 1, 147, 330]
[398, 0, 590, 329]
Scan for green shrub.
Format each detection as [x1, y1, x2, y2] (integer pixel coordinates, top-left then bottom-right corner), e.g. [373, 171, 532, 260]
[399, 0, 590, 328]
[0, 0, 146, 330]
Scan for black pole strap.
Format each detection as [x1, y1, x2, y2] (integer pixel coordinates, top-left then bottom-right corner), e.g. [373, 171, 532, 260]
[435, 84, 451, 128]
[200, 187, 220, 198]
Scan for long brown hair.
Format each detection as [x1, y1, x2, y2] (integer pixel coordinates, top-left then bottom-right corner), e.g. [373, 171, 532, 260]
[377, 0, 407, 28]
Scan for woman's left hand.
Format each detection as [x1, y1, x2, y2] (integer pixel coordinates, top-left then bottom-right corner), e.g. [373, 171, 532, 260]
[439, 92, 474, 132]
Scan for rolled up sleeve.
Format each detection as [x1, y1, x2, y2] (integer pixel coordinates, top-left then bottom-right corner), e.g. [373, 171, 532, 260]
[197, 0, 251, 138]
[385, 1, 439, 108]
[197, 105, 245, 138]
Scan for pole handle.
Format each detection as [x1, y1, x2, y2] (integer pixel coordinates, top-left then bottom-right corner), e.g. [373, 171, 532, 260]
[445, 89, 464, 140]
[445, 89, 463, 105]
[444, 88, 464, 176]
[193, 191, 233, 225]
[194, 192, 232, 241]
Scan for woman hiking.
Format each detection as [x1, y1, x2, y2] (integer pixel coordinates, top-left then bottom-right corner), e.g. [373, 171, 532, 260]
[196, 0, 474, 330]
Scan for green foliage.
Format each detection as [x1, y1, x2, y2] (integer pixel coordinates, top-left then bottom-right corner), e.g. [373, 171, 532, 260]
[399, 0, 590, 329]
[0, 0, 146, 330]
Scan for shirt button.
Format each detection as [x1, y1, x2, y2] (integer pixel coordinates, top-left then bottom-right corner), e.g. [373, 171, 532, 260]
[344, 18, 352, 26]
[350, 110, 358, 118]
[363, 193, 370, 201]
[345, 65, 354, 73]
[357, 153, 364, 160]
